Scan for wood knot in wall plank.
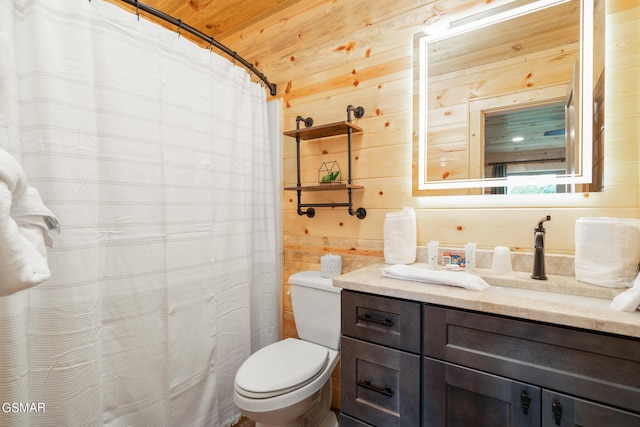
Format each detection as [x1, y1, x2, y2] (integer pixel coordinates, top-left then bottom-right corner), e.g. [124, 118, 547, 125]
[189, 0, 211, 11]
[526, 72, 534, 87]
[334, 41, 356, 53]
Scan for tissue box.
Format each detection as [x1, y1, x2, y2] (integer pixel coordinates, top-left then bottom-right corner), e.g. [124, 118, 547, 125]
[575, 217, 640, 288]
[321, 254, 342, 278]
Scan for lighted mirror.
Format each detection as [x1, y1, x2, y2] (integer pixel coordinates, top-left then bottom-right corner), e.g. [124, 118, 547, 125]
[413, 0, 603, 195]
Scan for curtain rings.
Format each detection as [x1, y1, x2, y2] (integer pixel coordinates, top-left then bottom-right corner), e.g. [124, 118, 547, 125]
[135, 0, 140, 21]
[177, 19, 183, 37]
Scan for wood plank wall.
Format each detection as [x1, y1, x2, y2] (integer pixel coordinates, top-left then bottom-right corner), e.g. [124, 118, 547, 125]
[219, 0, 640, 411]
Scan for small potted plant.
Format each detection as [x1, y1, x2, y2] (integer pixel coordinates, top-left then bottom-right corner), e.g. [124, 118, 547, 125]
[318, 161, 341, 184]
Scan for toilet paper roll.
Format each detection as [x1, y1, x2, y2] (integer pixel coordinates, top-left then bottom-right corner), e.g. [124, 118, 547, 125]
[384, 207, 417, 264]
[321, 254, 342, 278]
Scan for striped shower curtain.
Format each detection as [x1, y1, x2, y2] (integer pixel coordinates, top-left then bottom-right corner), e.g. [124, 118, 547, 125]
[0, 1, 279, 425]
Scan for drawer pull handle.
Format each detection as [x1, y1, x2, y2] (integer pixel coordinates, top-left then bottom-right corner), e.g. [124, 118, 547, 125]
[552, 400, 563, 425]
[357, 379, 394, 397]
[520, 390, 531, 415]
[358, 313, 394, 327]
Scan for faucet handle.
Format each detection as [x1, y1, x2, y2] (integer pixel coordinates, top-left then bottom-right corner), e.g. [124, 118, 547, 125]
[535, 215, 551, 231]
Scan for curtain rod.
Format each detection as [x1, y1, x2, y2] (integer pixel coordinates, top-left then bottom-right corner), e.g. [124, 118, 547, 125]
[110, 0, 277, 96]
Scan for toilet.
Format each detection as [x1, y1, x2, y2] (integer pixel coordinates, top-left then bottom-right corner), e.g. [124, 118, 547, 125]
[233, 271, 342, 427]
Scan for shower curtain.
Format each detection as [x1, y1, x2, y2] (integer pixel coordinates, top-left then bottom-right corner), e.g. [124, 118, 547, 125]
[0, 1, 279, 426]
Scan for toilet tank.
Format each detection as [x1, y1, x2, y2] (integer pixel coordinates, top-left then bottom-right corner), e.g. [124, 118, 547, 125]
[288, 271, 342, 350]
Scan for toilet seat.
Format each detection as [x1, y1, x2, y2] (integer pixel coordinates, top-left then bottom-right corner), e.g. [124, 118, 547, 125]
[235, 338, 329, 399]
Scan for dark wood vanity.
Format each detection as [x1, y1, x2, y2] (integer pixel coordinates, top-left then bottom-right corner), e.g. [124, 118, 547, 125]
[336, 268, 640, 427]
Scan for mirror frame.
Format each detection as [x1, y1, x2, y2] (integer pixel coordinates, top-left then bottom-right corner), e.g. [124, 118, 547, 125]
[413, 0, 594, 193]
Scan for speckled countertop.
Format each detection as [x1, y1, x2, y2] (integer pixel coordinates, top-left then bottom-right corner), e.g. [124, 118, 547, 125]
[332, 263, 640, 339]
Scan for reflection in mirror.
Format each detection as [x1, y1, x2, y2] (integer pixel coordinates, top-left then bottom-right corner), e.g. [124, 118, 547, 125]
[484, 104, 568, 194]
[413, 0, 603, 195]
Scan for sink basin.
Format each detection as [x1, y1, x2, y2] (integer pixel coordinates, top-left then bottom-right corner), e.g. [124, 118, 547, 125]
[474, 268, 624, 300]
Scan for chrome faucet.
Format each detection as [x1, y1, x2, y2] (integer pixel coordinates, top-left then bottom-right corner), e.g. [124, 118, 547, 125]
[532, 216, 551, 280]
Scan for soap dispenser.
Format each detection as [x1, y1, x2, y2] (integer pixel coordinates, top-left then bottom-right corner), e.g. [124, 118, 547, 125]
[532, 216, 551, 280]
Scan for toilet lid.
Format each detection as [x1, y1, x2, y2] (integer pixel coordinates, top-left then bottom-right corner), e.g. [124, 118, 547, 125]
[235, 338, 329, 398]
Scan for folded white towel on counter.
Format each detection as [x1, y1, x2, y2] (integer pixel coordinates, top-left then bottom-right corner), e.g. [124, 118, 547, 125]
[0, 148, 59, 297]
[382, 264, 490, 291]
[384, 207, 417, 264]
[611, 273, 640, 312]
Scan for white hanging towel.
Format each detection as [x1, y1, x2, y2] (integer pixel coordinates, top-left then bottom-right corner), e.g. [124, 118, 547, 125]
[0, 148, 59, 297]
[611, 272, 640, 312]
[384, 207, 417, 264]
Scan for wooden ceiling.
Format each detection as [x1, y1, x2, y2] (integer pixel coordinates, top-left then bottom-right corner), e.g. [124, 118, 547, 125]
[108, 0, 306, 44]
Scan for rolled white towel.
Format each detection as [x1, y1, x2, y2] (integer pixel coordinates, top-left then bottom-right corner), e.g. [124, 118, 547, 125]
[0, 149, 58, 297]
[575, 217, 640, 288]
[382, 264, 490, 291]
[611, 273, 640, 312]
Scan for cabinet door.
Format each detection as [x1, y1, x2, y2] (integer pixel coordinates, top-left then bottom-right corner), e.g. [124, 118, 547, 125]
[424, 358, 541, 427]
[341, 336, 420, 427]
[542, 390, 640, 427]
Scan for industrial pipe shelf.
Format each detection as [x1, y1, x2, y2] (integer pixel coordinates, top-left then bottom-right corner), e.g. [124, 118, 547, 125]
[284, 105, 366, 220]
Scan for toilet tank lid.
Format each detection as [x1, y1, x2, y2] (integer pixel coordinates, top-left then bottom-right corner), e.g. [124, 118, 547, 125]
[288, 271, 341, 293]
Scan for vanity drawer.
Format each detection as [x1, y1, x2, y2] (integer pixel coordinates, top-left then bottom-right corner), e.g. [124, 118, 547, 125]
[423, 305, 640, 414]
[341, 290, 421, 353]
[341, 336, 420, 427]
[339, 413, 375, 427]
